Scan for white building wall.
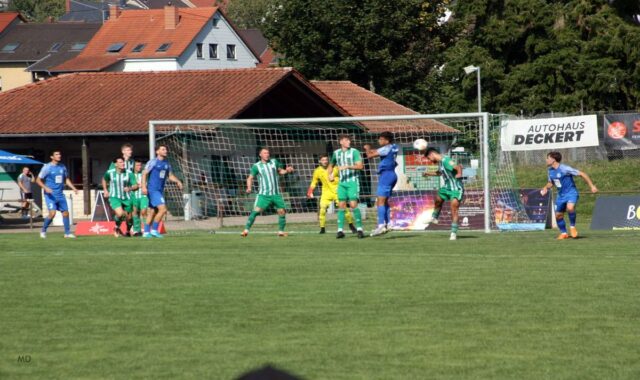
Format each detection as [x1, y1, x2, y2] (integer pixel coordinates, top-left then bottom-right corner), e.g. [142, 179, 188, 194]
[179, 13, 258, 70]
[122, 59, 179, 72]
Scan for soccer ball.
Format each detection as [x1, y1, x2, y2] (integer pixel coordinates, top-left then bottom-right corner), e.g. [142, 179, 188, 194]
[413, 138, 428, 151]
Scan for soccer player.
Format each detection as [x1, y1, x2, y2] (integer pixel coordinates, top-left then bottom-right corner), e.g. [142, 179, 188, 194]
[36, 150, 79, 238]
[327, 135, 365, 239]
[540, 151, 598, 239]
[364, 131, 399, 237]
[423, 147, 464, 241]
[102, 157, 137, 237]
[141, 145, 183, 238]
[108, 143, 134, 172]
[307, 154, 357, 234]
[242, 148, 294, 237]
[130, 159, 148, 237]
[17, 166, 35, 218]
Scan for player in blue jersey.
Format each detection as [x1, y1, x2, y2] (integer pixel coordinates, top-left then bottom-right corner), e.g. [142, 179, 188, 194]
[364, 131, 399, 237]
[540, 151, 598, 239]
[141, 145, 183, 238]
[35, 150, 79, 239]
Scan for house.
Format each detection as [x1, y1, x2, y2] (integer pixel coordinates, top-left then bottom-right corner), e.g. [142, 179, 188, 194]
[238, 28, 279, 68]
[59, 0, 140, 23]
[52, 5, 260, 73]
[0, 11, 24, 36]
[0, 22, 100, 91]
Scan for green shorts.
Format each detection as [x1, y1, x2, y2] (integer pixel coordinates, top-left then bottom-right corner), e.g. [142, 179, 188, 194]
[132, 195, 149, 211]
[254, 194, 286, 211]
[438, 187, 464, 202]
[337, 181, 359, 202]
[109, 197, 132, 212]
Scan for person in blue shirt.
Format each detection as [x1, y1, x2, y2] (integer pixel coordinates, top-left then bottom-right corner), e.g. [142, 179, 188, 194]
[141, 144, 183, 238]
[540, 151, 598, 240]
[364, 131, 399, 237]
[35, 150, 79, 239]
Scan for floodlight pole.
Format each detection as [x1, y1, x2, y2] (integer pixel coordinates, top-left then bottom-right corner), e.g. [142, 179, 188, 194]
[482, 112, 491, 233]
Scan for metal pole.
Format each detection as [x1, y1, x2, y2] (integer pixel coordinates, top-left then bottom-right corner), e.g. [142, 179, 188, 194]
[482, 112, 491, 233]
[82, 139, 90, 215]
[148, 121, 156, 160]
[477, 67, 482, 113]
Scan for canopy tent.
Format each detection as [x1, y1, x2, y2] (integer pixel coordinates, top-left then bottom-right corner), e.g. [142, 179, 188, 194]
[0, 150, 43, 165]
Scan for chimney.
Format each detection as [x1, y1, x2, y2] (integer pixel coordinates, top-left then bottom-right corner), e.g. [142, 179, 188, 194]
[66, 0, 71, 13]
[165, 2, 179, 30]
[109, 5, 121, 21]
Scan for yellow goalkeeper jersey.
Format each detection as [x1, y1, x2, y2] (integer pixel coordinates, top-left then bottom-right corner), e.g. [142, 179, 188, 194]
[309, 166, 340, 196]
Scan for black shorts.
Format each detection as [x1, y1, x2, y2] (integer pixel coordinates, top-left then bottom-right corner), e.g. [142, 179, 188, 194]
[21, 192, 33, 200]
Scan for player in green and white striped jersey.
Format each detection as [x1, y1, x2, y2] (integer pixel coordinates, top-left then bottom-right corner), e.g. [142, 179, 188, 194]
[108, 143, 135, 172]
[242, 148, 294, 237]
[130, 159, 149, 236]
[423, 147, 464, 240]
[102, 157, 138, 237]
[327, 135, 365, 239]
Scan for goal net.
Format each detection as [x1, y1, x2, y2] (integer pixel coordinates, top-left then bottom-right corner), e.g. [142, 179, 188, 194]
[150, 114, 544, 232]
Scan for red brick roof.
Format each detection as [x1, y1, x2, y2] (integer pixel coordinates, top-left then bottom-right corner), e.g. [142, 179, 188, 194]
[53, 7, 219, 72]
[0, 68, 322, 135]
[0, 12, 23, 34]
[312, 81, 458, 134]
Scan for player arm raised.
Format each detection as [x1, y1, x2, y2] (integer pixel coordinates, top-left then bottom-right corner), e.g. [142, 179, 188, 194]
[577, 170, 598, 193]
[364, 144, 379, 158]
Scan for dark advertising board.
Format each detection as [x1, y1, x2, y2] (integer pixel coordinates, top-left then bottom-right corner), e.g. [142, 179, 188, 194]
[591, 196, 640, 231]
[604, 113, 640, 150]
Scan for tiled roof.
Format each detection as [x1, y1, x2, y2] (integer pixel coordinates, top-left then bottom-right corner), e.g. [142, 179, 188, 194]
[0, 68, 335, 135]
[312, 81, 459, 134]
[0, 12, 23, 34]
[53, 7, 218, 72]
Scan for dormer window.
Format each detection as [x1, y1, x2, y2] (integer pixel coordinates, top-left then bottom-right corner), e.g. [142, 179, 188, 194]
[49, 43, 63, 52]
[70, 42, 87, 51]
[212, 17, 220, 28]
[1, 42, 20, 53]
[132, 43, 146, 53]
[107, 42, 125, 53]
[156, 43, 171, 52]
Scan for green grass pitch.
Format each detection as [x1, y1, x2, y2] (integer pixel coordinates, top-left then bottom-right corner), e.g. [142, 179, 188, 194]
[1, 225, 639, 379]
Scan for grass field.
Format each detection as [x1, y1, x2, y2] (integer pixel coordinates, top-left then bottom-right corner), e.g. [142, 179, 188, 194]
[1, 225, 639, 379]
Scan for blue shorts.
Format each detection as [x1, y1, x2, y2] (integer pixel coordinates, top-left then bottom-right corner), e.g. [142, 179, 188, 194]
[44, 193, 68, 212]
[148, 190, 166, 208]
[376, 171, 398, 198]
[555, 193, 579, 213]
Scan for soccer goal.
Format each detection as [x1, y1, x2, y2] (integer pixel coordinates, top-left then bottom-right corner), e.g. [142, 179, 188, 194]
[148, 113, 542, 233]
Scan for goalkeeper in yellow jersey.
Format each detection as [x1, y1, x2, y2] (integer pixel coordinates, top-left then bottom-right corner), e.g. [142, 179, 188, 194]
[307, 154, 357, 234]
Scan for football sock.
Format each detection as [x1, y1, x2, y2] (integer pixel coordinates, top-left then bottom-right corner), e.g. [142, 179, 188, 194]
[377, 206, 385, 226]
[152, 221, 159, 232]
[278, 215, 286, 231]
[345, 207, 354, 224]
[433, 209, 441, 219]
[385, 204, 391, 225]
[319, 205, 327, 228]
[132, 214, 141, 232]
[62, 216, 71, 234]
[568, 212, 576, 226]
[245, 211, 259, 230]
[144, 224, 150, 233]
[337, 209, 345, 230]
[42, 217, 52, 232]
[557, 217, 567, 234]
[352, 207, 363, 229]
[451, 223, 459, 234]
[115, 216, 122, 229]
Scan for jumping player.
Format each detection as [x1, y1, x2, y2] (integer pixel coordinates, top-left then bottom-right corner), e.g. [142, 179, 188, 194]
[242, 148, 294, 237]
[540, 151, 598, 239]
[307, 154, 356, 234]
[109, 143, 134, 172]
[36, 150, 79, 238]
[141, 145, 183, 238]
[423, 147, 464, 241]
[364, 131, 399, 237]
[327, 135, 365, 239]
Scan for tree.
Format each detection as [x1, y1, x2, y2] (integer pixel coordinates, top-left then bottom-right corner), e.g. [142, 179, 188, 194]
[9, 0, 65, 22]
[225, 0, 272, 29]
[263, 0, 454, 112]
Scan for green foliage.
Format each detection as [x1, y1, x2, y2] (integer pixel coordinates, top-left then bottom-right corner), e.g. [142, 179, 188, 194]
[431, 0, 640, 114]
[225, 0, 272, 29]
[9, 0, 65, 22]
[263, 0, 455, 112]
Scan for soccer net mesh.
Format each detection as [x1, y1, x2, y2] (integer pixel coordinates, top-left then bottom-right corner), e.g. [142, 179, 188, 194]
[152, 114, 543, 232]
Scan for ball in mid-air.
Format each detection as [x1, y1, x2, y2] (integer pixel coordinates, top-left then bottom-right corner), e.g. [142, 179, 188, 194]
[413, 138, 428, 151]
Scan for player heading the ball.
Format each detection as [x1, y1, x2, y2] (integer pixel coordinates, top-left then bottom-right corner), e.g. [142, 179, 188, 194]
[242, 148, 294, 237]
[540, 151, 597, 240]
[364, 131, 399, 237]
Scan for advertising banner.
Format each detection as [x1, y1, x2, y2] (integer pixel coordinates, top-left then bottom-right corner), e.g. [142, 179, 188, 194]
[590, 196, 640, 231]
[603, 113, 640, 150]
[501, 115, 599, 151]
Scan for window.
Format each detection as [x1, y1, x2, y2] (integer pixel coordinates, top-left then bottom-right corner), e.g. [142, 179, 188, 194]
[196, 43, 203, 59]
[107, 42, 125, 53]
[212, 17, 220, 28]
[226, 44, 235, 59]
[156, 43, 171, 52]
[49, 43, 62, 52]
[1, 42, 20, 53]
[208, 43, 218, 59]
[70, 42, 87, 51]
[132, 43, 146, 53]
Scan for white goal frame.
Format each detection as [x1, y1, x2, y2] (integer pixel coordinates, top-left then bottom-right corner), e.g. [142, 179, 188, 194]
[149, 113, 492, 233]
